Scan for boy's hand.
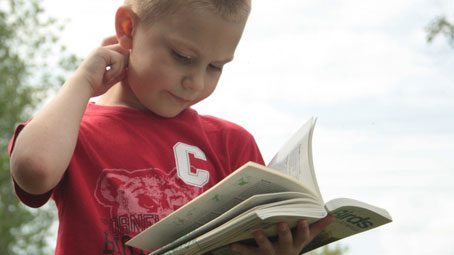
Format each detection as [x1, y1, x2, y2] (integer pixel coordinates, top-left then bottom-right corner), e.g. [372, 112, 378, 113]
[230, 215, 334, 255]
[75, 36, 129, 97]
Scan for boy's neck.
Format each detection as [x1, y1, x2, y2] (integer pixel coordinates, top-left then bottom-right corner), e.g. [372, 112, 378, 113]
[97, 81, 144, 110]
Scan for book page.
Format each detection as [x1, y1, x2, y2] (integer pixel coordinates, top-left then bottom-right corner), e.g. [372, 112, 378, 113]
[302, 198, 392, 253]
[150, 192, 322, 255]
[163, 202, 327, 255]
[126, 162, 318, 251]
[268, 117, 322, 199]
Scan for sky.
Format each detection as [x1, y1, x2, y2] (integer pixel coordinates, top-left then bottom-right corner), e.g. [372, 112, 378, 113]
[43, 0, 454, 254]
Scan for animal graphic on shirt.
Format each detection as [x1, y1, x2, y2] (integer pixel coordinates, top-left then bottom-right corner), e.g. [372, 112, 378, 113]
[94, 168, 203, 223]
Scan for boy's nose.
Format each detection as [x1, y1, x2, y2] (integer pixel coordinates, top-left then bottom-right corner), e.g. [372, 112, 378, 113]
[182, 71, 205, 92]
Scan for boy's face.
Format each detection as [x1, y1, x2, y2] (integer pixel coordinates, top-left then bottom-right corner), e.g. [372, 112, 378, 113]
[120, 7, 248, 117]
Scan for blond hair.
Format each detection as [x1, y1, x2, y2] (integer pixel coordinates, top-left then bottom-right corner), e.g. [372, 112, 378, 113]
[124, 0, 251, 22]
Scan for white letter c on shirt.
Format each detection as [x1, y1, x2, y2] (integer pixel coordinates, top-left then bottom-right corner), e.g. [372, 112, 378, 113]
[173, 142, 209, 187]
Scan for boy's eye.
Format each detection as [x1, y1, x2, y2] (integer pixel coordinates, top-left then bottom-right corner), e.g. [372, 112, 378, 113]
[209, 64, 223, 72]
[172, 50, 192, 63]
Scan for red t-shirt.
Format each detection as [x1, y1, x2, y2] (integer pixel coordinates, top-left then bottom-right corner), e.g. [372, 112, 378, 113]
[9, 103, 264, 255]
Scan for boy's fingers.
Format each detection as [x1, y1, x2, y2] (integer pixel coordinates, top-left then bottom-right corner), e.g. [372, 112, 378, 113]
[98, 46, 129, 85]
[230, 243, 255, 255]
[309, 215, 335, 240]
[103, 66, 127, 86]
[294, 219, 311, 248]
[277, 222, 293, 252]
[103, 54, 128, 85]
[101, 45, 129, 77]
[104, 44, 130, 58]
[252, 230, 274, 254]
[101, 35, 118, 46]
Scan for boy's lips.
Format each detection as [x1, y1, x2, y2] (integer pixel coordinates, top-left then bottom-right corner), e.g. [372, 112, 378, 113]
[168, 92, 194, 104]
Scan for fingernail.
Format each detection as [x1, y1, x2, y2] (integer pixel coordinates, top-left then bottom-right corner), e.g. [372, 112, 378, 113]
[252, 230, 266, 240]
[279, 222, 287, 232]
[299, 219, 308, 228]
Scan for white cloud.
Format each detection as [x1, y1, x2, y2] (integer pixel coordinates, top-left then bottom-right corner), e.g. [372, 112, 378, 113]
[44, 0, 121, 56]
[229, 0, 443, 105]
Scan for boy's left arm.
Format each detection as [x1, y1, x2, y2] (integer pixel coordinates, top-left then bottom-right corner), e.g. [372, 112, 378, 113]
[229, 216, 334, 255]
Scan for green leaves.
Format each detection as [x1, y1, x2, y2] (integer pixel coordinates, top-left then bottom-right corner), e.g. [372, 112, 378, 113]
[0, 0, 80, 254]
[426, 16, 454, 47]
[306, 243, 349, 255]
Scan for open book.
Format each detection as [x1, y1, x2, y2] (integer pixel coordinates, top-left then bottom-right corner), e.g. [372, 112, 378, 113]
[126, 118, 392, 255]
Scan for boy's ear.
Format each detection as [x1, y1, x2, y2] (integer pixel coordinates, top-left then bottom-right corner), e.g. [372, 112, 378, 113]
[115, 6, 136, 50]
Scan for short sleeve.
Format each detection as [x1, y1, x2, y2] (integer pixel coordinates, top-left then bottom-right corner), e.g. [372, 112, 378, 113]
[236, 135, 265, 168]
[8, 121, 53, 208]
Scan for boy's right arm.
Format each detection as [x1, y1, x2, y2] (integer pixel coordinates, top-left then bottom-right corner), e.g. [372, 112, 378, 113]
[9, 43, 129, 195]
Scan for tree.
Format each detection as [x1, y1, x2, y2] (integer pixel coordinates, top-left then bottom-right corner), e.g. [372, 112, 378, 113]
[426, 15, 454, 47]
[306, 243, 349, 255]
[0, 0, 79, 254]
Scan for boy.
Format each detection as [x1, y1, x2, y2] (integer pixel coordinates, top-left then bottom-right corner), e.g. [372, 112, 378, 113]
[9, 0, 332, 254]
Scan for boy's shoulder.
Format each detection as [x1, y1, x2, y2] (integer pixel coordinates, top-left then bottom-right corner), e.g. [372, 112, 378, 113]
[195, 111, 252, 136]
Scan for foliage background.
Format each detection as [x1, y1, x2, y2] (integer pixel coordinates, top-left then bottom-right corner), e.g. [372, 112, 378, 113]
[0, 0, 78, 254]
